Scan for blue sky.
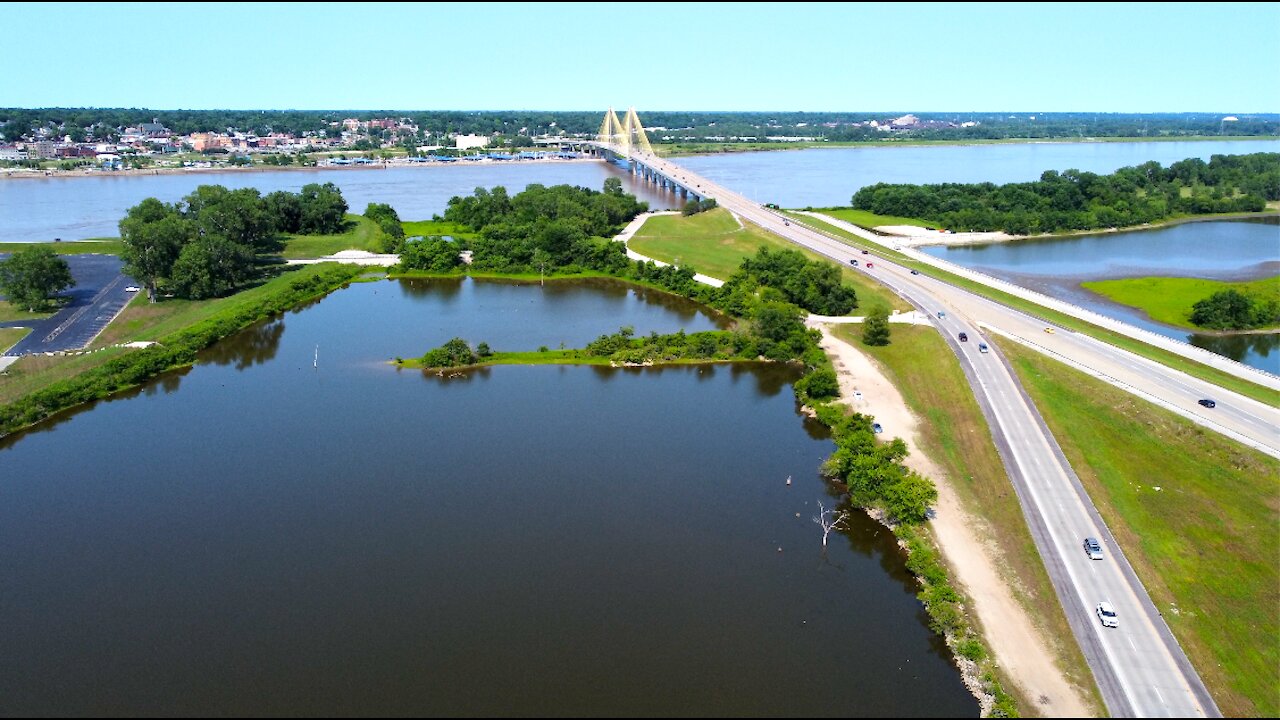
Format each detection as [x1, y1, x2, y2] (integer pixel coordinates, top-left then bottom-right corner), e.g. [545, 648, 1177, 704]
[4, 2, 1276, 112]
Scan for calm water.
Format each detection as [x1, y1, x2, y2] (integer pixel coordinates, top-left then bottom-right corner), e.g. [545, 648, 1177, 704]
[680, 139, 1280, 207]
[0, 161, 684, 242]
[921, 219, 1280, 372]
[3, 139, 1276, 242]
[0, 278, 977, 716]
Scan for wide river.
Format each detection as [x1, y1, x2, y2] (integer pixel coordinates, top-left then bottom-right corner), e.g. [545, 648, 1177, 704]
[0, 278, 978, 716]
[2, 139, 1276, 242]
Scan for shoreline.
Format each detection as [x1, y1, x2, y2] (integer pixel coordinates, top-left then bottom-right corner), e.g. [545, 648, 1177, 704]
[0, 156, 602, 181]
[868, 211, 1280, 248]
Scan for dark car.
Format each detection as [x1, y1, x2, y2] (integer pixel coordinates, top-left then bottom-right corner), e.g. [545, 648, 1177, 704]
[872, 422, 884, 434]
[910, 269, 920, 275]
[1198, 398, 1216, 408]
[958, 332, 968, 342]
[861, 249, 870, 255]
[849, 259, 859, 266]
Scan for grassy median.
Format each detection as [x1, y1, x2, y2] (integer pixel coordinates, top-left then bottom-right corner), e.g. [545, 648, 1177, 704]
[998, 338, 1280, 717]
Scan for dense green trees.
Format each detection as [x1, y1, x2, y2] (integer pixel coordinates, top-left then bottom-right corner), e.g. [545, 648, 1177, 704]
[0, 246, 74, 311]
[850, 153, 1278, 234]
[1189, 290, 1280, 330]
[399, 236, 464, 272]
[727, 247, 858, 316]
[420, 337, 480, 368]
[862, 305, 891, 346]
[816, 403, 937, 524]
[681, 198, 718, 216]
[365, 202, 406, 252]
[119, 183, 350, 300]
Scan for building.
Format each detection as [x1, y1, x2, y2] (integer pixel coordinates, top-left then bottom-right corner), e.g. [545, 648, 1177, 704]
[0, 145, 25, 160]
[454, 134, 489, 151]
[26, 140, 57, 159]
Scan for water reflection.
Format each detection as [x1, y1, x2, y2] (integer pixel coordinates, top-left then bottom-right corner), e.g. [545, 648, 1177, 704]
[1190, 332, 1280, 370]
[202, 320, 286, 370]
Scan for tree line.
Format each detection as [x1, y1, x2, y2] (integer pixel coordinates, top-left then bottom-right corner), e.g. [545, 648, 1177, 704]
[1189, 289, 1280, 331]
[5, 107, 1277, 144]
[850, 152, 1279, 234]
[119, 183, 348, 301]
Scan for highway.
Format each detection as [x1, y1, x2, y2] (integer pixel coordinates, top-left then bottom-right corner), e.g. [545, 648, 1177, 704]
[606, 145, 1226, 717]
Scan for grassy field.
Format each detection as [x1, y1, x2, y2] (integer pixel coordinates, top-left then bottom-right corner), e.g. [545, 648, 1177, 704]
[0, 300, 55, 324]
[279, 215, 385, 258]
[628, 209, 907, 312]
[793, 211, 1279, 408]
[401, 219, 477, 240]
[0, 327, 30, 353]
[1081, 275, 1280, 330]
[0, 238, 124, 255]
[999, 338, 1280, 717]
[816, 207, 934, 230]
[834, 324, 1103, 713]
[1, 265, 353, 406]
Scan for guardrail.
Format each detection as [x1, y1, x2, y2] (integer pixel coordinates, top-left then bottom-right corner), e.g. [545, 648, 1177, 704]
[784, 211, 1280, 388]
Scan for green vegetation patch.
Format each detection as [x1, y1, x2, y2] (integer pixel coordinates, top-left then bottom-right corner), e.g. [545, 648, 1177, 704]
[629, 209, 905, 311]
[0, 327, 30, 353]
[0, 239, 124, 255]
[999, 338, 1280, 717]
[400, 219, 477, 241]
[1082, 275, 1280, 330]
[816, 207, 934, 230]
[280, 214, 384, 259]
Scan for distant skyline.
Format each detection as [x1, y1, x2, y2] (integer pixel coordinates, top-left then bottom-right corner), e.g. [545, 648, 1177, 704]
[4, 2, 1277, 113]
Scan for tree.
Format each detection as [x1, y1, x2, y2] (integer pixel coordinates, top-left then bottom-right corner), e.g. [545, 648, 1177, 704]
[168, 236, 255, 299]
[185, 186, 280, 253]
[297, 182, 349, 234]
[0, 246, 74, 312]
[862, 304, 891, 346]
[119, 198, 194, 302]
[813, 499, 850, 549]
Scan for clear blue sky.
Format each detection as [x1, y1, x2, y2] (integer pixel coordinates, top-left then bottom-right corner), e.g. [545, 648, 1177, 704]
[5, 2, 1277, 112]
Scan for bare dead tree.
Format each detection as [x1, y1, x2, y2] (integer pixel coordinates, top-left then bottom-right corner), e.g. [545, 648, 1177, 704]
[813, 500, 850, 549]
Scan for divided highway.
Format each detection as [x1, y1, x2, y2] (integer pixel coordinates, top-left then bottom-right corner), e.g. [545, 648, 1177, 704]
[614, 147, 1228, 717]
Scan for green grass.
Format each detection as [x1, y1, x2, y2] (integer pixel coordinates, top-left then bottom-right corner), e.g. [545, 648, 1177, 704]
[833, 324, 1103, 713]
[999, 338, 1280, 717]
[628, 208, 907, 312]
[279, 215, 385, 259]
[816, 207, 934, 230]
[0, 300, 56, 324]
[0, 238, 123, 255]
[1082, 275, 1280, 330]
[400, 219, 477, 240]
[0, 327, 30, 353]
[792, 211, 1279, 408]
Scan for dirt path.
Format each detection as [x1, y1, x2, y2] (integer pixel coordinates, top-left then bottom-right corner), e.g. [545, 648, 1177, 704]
[814, 323, 1093, 717]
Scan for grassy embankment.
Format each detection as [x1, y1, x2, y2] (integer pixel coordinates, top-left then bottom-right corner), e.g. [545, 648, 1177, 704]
[813, 207, 934, 230]
[0, 327, 29, 353]
[627, 208, 907, 312]
[998, 338, 1280, 717]
[0, 238, 124, 255]
[1081, 275, 1280, 331]
[833, 323, 1103, 714]
[792, 211, 1278, 408]
[0, 264, 364, 431]
[279, 216, 478, 259]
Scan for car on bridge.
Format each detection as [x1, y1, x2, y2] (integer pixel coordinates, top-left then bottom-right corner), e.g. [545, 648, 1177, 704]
[1096, 601, 1118, 628]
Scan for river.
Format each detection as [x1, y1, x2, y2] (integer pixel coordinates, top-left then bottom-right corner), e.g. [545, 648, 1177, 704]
[0, 278, 978, 716]
[2, 139, 1275, 242]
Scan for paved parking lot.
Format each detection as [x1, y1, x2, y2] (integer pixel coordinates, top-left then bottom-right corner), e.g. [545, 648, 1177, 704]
[0, 254, 138, 355]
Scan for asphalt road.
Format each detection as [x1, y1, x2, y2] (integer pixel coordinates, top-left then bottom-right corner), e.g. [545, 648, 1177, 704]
[620, 148, 1222, 717]
[0, 254, 137, 355]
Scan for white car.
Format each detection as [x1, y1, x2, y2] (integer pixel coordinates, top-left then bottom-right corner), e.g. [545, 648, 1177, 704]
[1096, 601, 1118, 628]
[124, 286, 141, 292]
